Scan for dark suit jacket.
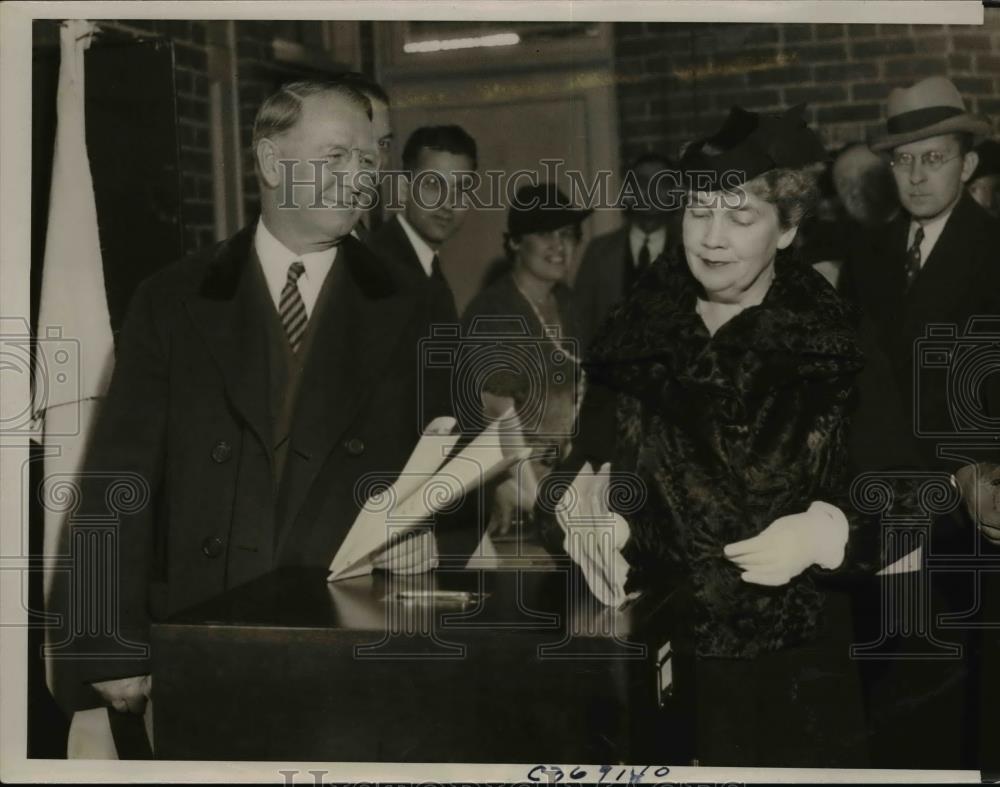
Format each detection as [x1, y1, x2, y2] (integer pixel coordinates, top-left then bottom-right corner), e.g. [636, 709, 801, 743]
[54, 223, 457, 707]
[367, 215, 458, 322]
[843, 192, 1000, 472]
[573, 219, 680, 353]
[573, 225, 631, 353]
[843, 192, 1000, 770]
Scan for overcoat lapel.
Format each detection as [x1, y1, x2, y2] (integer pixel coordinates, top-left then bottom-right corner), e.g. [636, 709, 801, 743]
[906, 195, 985, 324]
[383, 215, 426, 279]
[182, 224, 273, 460]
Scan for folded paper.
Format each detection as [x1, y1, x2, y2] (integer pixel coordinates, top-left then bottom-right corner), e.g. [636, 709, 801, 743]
[328, 412, 526, 581]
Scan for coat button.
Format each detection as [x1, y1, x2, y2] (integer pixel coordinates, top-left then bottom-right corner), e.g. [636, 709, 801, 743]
[211, 440, 232, 463]
[201, 536, 224, 558]
[344, 437, 365, 456]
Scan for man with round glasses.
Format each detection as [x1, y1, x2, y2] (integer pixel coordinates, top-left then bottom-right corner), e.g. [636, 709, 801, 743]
[847, 76, 1000, 476]
[844, 75, 1000, 769]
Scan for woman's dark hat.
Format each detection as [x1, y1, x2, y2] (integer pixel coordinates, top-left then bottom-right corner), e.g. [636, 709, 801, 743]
[507, 183, 593, 236]
[679, 105, 828, 190]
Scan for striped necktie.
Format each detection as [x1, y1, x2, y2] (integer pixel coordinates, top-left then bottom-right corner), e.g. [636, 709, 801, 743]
[279, 261, 307, 353]
[905, 225, 924, 289]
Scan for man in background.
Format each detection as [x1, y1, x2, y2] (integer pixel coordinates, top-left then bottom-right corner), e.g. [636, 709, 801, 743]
[967, 138, 1000, 218]
[832, 141, 901, 229]
[333, 72, 394, 240]
[368, 125, 478, 322]
[845, 74, 1000, 770]
[572, 152, 680, 350]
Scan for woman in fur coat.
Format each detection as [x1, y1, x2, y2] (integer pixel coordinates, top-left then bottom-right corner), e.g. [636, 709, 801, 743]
[543, 106, 920, 767]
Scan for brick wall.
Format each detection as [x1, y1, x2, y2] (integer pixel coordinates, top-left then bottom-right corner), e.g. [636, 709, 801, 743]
[34, 19, 216, 252]
[101, 21, 297, 252]
[234, 22, 285, 221]
[90, 20, 217, 253]
[614, 12, 1000, 164]
[37, 20, 349, 253]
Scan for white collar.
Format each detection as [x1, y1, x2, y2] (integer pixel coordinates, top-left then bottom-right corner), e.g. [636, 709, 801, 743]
[396, 214, 438, 277]
[908, 201, 957, 263]
[254, 219, 337, 316]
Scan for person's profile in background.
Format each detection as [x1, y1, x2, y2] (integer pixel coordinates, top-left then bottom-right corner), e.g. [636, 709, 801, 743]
[967, 139, 1000, 218]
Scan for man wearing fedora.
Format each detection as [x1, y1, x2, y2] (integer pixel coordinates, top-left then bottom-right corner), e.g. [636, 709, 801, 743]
[844, 75, 1000, 769]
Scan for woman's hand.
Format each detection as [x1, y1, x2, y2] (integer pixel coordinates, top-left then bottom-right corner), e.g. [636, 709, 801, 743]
[555, 462, 633, 607]
[724, 501, 849, 586]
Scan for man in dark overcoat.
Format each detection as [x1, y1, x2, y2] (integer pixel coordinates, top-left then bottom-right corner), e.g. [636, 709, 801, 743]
[843, 75, 1000, 769]
[54, 81, 460, 718]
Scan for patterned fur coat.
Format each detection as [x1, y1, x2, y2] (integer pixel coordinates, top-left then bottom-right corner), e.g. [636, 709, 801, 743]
[564, 249, 887, 658]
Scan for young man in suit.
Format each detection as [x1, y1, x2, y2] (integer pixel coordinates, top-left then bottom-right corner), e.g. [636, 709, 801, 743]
[844, 75, 1000, 769]
[572, 152, 680, 350]
[56, 81, 459, 720]
[367, 125, 478, 321]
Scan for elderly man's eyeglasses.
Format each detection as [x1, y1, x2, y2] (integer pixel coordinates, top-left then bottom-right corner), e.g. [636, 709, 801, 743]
[890, 150, 962, 172]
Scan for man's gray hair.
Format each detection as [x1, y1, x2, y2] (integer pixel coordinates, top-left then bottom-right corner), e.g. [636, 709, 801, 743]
[251, 80, 372, 152]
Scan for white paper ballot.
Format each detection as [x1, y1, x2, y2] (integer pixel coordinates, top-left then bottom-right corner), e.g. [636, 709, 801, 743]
[877, 545, 924, 576]
[327, 413, 527, 581]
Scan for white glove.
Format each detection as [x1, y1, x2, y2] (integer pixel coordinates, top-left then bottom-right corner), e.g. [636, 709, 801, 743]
[723, 501, 848, 586]
[370, 530, 438, 574]
[555, 461, 634, 607]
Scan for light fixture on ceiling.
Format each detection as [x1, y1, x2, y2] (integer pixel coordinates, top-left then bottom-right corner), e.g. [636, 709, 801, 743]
[404, 32, 521, 54]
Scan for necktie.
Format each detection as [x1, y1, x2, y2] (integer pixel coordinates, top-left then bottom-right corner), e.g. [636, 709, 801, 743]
[279, 261, 307, 353]
[637, 237, 651, 271]
[431, 254, 445, 283]
[905, 225, 924, 289]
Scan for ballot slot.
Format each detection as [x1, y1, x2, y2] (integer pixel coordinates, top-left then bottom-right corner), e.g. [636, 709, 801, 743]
[656, 640, 673, 706]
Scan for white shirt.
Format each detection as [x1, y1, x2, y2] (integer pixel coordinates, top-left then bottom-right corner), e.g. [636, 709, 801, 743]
[396, 214, 438, 278]
[907, 203, 956, 268]
[628, 224, 668, 267]
[254, 220, 337, 318]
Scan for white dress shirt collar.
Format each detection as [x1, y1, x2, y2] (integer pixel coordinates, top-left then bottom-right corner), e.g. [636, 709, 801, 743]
[254, 219, 337, 318]
[396, 214, 437, 277]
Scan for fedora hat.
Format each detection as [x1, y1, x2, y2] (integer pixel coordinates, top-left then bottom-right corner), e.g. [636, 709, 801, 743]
[870, 76, 992, 152]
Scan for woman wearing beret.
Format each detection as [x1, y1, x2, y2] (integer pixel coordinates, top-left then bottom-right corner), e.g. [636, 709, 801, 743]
[462, 183, 592, 536]
[544, 107, 920, 766]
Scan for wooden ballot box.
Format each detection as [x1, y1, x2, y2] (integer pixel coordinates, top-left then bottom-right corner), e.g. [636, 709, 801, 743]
[150, 566, 691, 762]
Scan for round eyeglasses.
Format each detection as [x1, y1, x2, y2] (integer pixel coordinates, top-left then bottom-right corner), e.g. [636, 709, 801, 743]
[890, 151, 962, 173]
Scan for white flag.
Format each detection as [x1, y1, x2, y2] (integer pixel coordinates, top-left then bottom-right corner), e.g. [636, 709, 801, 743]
[34, 19, 114, 699]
